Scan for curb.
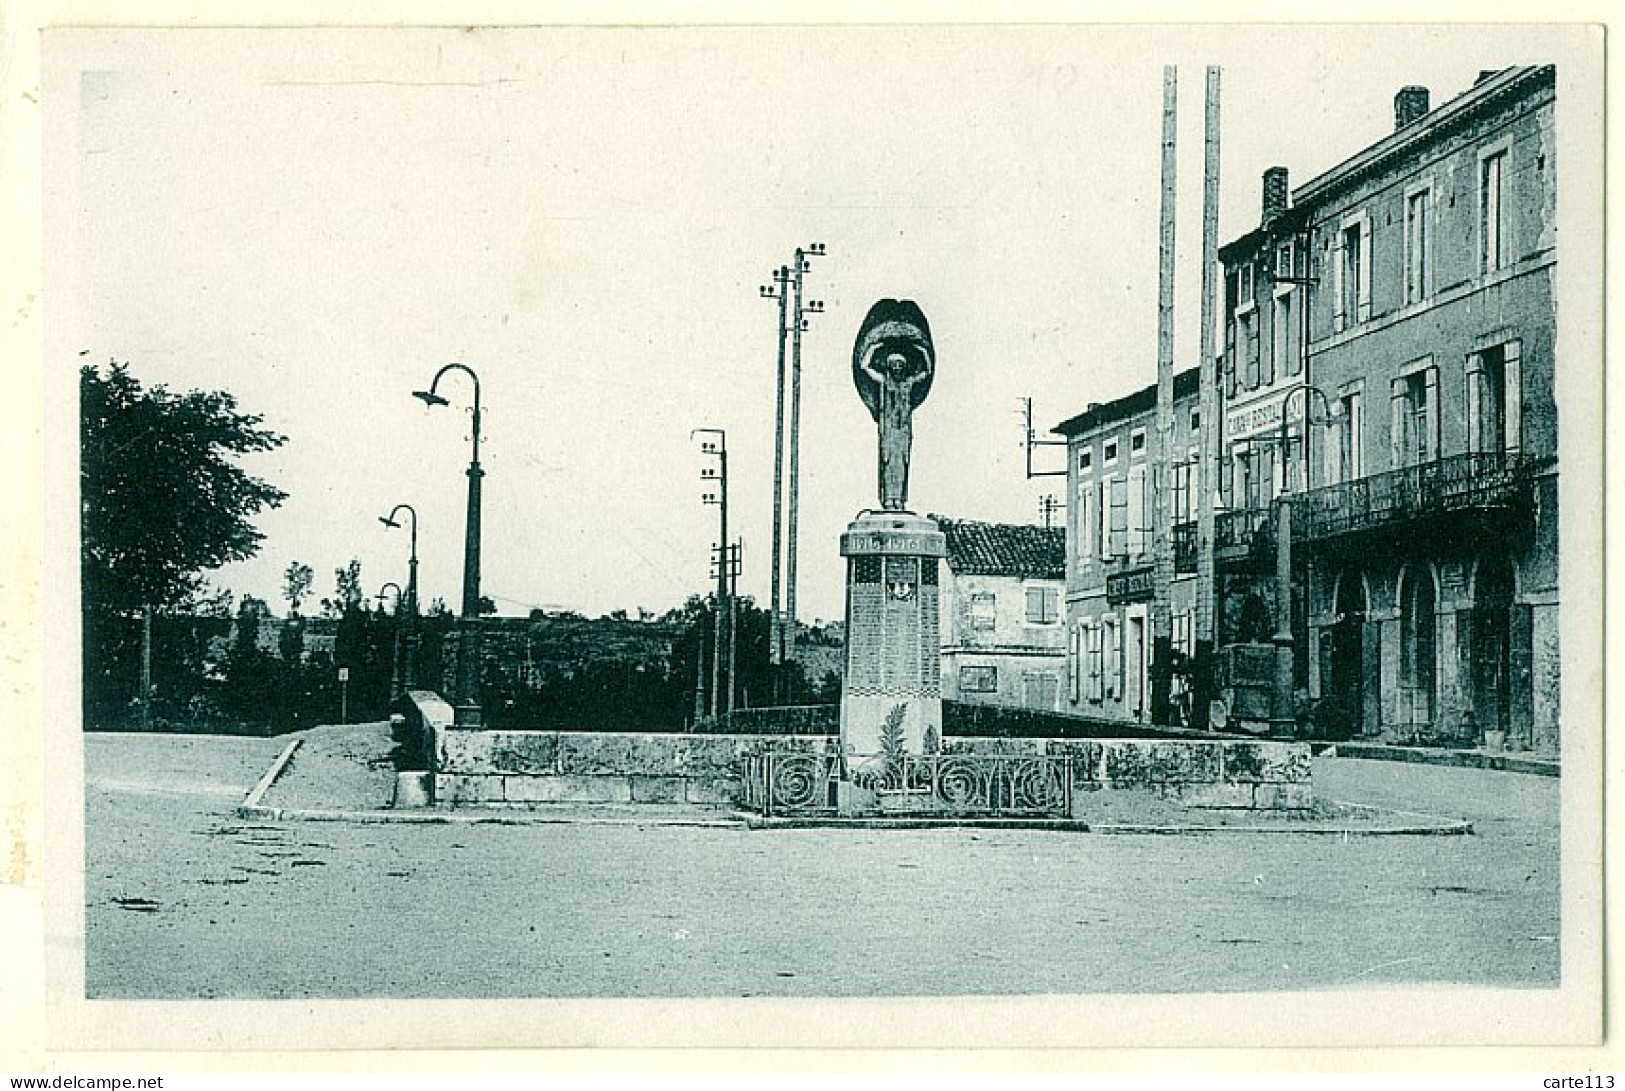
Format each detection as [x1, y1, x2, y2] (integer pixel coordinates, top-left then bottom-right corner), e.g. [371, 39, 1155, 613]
[235, 802, 747, 827]
[237, 737, 302, 816]
[1318, 743, 1559, 777]
[735, 802, 1471, 836]
[1087, 821, 1473, 836]
[737, 815, 1093, 832]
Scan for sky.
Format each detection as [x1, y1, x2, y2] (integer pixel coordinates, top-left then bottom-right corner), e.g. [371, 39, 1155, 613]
[46, 24, 1550, 623]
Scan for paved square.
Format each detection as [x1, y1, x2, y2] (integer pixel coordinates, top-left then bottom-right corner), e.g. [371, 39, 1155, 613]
[84, 733, 1558, 998]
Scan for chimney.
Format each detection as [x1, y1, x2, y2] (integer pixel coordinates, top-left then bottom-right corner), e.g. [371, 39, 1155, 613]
[1475, 68, 1502, 86]
[1261, 166, 1289, 226]
[1394, 85, 1430, 130]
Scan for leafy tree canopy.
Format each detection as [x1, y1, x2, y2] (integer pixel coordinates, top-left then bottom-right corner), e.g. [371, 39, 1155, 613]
[81, 361, 287, 616]
[321, 557, 365, 618]
[283, 561, 315, 616]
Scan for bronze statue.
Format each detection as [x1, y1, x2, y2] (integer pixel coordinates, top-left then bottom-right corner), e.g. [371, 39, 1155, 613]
[852, 299, 934, 511]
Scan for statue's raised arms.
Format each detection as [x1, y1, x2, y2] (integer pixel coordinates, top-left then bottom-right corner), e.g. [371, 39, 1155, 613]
[852, 299, 934, 512]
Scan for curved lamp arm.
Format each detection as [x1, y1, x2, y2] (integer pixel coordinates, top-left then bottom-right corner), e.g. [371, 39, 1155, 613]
[413, 363, 482, 465]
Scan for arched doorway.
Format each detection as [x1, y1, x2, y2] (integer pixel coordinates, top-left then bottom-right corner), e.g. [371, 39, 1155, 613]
[1323, 572, 1368, 740]
[1399, 565, 1438, 734]
[1471, 557, 1516, 746]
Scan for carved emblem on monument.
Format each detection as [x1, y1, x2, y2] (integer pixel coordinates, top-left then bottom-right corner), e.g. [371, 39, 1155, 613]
[852, 299, 935, 511]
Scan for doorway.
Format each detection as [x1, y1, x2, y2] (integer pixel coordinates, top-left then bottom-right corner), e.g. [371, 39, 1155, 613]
[1471, 557, 1515, 744]
[1324, 571, 1368, 740]
[1126, 611, 1146, 720]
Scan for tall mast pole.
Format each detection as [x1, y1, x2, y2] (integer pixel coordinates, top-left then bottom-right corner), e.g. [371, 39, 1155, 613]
[786, 245, 824, 671]
[787, 253, 804, 670]
[1150, 65, 1178, 725]
[1195, 66, 1223, 729]
[765, 266, 791, 670]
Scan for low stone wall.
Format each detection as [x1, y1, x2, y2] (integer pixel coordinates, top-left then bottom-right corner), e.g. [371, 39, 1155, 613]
[943, 736, 1313, 810]
[434, 732, 834, 805]
[402, 691, 1311, 810]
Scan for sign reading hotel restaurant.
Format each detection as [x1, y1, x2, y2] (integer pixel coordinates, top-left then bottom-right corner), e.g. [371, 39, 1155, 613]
[1226, 386, 1295, 441]
[1107, 567, 1155, 604]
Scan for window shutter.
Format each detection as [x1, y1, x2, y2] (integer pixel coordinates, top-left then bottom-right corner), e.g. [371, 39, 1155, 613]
[1079, 479, 1092, 560]
[1390, 379, 1407, 469]
[1424, 367, 1440, 463]
[1358, 222, 1373, 322]
[1068, 624, 1081, 703]
[1331, 236, 1346, 332]
[1127, 466, 1146, 558]
[1504, 343, 1522, 453]
[1109, 476, 1128, 558]
[1106, 621, 1121, 700]
[1096, 480, 1108, 558]
[1465, 358, 1484, 453]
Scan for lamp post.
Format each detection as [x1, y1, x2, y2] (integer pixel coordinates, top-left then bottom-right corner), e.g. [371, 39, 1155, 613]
[413, 363, 485, 728]
[379, 503, 421, 690]
[377, 582, 405, 701]
[692, 427, 729, 719]
[1276, 383, 1335, 496]
[1270, 383, 1334, 735]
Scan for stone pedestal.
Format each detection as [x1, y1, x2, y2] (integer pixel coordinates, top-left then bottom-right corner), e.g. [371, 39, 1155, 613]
[838, 511, 946, 770]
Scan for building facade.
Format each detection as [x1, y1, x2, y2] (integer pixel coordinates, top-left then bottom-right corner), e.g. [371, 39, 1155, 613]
[1214, 67, 1558, 751]
[1053, 368, 1203, 723]
[934, 517, 1068, 711]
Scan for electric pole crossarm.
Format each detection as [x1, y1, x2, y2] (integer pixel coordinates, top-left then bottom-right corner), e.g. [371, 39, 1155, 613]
[1021, 397, 1068, 478]
[785, 242, 825, 670]
[693, 427, 730, 719]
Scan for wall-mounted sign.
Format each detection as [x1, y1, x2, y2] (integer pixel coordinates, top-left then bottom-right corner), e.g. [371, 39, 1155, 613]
[1106, 567, 1154, 605]
[1226, 387, 1295, 442]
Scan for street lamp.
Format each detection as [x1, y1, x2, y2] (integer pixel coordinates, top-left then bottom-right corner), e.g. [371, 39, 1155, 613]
[377, 582, 405, 700]
[413, 362, 485, 728]
[379, 503, 421, 690]
[1269, 382, 1334, 737]
[1276, 383, 1336, 495]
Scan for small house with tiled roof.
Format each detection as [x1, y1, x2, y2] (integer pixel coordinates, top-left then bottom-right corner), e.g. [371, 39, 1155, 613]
[931, 515, 1068, 711]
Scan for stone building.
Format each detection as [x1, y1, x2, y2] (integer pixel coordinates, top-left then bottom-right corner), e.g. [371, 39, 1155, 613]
[933, 516, 1068, 711]
[1052, 368, 1203, 723]
[1214, 66, 1558, 751]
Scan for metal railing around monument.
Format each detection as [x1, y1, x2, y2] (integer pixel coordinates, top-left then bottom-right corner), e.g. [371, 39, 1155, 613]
[742, 750, 1072, 819]
[741, 751, 842, 817]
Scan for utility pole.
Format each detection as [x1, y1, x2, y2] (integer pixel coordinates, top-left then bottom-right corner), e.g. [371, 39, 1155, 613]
[1021, 397, 1068, 479]
[1039, 494, 1064, 529]
[140, 604, 152, 732]
[760, 267, 792, 671]
[692, 619, 707, 727]
[694, 428, 729, 720]
[1150, 65, 1179, 726]
[727, 540, 742, 710]
[785, 243, 825, 672]
[1195, 66, 1223, 730]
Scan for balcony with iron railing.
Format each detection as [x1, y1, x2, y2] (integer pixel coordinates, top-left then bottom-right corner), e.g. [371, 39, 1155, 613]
[1294, 451, 1535, 542]
[1214, 507, 1273, 560]
[1172, 521, 1197, 573]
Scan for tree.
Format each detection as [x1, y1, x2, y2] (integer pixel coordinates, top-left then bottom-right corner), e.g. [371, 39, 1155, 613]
[282, 561, 315, 616]
[81, 361, 286, 727]
[81, 361, 286, 616]
[321, 558, 364, 618]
